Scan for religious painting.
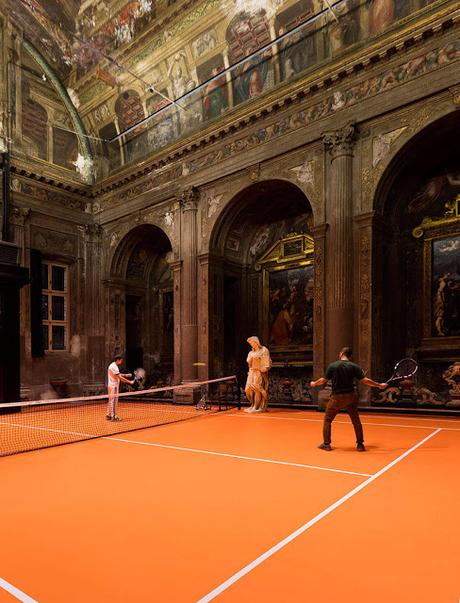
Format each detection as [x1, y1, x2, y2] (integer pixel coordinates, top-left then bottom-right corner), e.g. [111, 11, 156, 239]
[167, 52, 202, 134]
[432, 235, 460, 338]
[226, 11, 274, 105]
[327, 0, 361, 55]
[276, 0, 316, 81]
[268, 265, 314, 346]
[146, 90, 178, 151]
[100, 122, 121, 171]
[366, 0, 411, 36]
[257, 233, 315, 363]
[197, 55, 229, 121]
[53, 129, 78, 170]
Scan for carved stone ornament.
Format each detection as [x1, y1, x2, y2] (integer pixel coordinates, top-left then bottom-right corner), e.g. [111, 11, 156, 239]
[83, 223, 103, 237]
[449, 85, 460, 107]
[412, 195, 460, 238]
[323, 123, 357, 158]
[10, 206, 31, 226]
[443, 362, 460, 407]
[109, 232, 120, 248]
[249, 164, 261, 182]
[32, 229, 76, 255]
[290, 160, 315, 186]
[180, 186, 199, 211]
[205, 190, 224, 218]
[372, 127, 407, 167]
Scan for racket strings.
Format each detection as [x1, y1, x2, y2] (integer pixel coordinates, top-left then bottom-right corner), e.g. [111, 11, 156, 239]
[393, 358, 418, 379]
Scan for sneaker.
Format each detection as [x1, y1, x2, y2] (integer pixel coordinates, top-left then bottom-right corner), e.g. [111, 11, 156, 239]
[318, 443, 332, 451]
[111, 415, 121, 422]
[357, 443, 366, 452]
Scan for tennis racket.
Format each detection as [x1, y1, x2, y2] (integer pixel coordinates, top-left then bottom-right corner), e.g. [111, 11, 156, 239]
[386, 358, 418, 386]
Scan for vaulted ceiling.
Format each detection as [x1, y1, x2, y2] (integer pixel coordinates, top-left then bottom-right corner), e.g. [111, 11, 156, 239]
[9, 0, 161, 78]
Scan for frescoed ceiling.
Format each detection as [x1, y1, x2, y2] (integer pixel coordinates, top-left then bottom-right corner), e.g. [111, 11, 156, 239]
[2, 0, 447, 183]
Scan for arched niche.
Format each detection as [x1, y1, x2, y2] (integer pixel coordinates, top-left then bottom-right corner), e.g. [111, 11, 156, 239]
[208, 179, 315, 406]
[108, 224, 174, 386]
[371, 111, 460, 407]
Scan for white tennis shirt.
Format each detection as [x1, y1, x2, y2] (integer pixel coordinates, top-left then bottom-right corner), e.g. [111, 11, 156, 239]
[107, 362, 120, 388]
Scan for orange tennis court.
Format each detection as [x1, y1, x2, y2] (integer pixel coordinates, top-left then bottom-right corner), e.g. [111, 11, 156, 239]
[0, 408, 459, 603]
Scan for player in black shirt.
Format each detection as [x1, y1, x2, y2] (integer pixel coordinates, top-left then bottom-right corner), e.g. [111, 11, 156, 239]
[310, 347, 387, 451]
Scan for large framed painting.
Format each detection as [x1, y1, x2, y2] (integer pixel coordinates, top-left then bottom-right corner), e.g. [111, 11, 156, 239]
[256, 233, 314, 363]
[431, 235, 460, 338]
[413, 195, 460, 345]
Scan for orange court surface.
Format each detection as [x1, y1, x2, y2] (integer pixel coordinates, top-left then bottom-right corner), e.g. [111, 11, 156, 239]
[0, 408, 459, 603]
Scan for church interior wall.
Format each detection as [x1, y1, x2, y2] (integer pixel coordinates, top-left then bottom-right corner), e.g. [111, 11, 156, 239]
[0, 0, 459, 408]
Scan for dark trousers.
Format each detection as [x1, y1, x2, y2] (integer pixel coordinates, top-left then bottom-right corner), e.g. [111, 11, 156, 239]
[323, 392, 364, 445]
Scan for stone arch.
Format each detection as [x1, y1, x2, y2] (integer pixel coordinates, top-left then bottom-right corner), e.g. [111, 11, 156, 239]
[205, 179, 317, 404]
[204, 175, 320, 255]
[210, 179, 314, 256]
[362, 103, 459, 214]
[367, 110, 460, 405]
[106, 224, 175, 384]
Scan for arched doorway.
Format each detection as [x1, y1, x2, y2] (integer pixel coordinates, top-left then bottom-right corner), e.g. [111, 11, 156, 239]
[209, 179, 315, 405]
[109, 224, 173, 386]
[373, 111, 460, 408]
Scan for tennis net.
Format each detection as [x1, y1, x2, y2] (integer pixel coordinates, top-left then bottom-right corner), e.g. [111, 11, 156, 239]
[0, 376, 239, 457]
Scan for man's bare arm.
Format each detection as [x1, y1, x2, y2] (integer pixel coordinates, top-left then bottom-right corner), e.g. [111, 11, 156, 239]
[310, 377, 327, 388]
[118, 374, 134, 385]
[360, 377, 387, 390]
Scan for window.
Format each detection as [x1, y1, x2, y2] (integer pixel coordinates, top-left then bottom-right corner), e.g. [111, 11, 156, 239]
[41, 262, 69, 351]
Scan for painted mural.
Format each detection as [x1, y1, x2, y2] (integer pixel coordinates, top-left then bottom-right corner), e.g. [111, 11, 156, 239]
[269, 266, 314, 346]
[432, 235, 460, 337]
[10, 0, 447, 175]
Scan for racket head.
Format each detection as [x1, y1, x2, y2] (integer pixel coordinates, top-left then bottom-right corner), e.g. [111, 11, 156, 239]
[388, 357, 418, 384]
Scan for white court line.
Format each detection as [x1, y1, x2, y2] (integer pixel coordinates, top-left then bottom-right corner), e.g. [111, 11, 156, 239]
[0, 421, 93, 438]
[0, 419, 370, 477]
[103, 436, 371, 478]
[0, 577, 38, 603]
[196, 428, 442, 603]
[225, 412, 460, 431]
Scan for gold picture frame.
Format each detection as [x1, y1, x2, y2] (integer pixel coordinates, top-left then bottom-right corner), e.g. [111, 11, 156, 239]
[256, 233, 314, 365]
[413, 196, 460, 346]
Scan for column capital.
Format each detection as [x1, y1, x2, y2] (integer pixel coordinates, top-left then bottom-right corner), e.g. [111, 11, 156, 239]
[81, 222, 104, 238]
[180, 186, 199, 211]
[323, 123, 358, 159]
[10, 206, 31, 226]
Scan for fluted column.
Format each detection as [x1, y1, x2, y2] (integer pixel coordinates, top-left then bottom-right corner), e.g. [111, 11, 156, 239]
[311, 223, 328, 380]
[180, 187, 199, 382]
[80, 223, 105, 393]
[323, 124, 357, 363]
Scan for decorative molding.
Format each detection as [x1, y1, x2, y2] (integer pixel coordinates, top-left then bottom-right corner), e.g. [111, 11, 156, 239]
[31, 227, 77, 255]
[170, 39, 460, 180]
[12, 178, 87, 212]
[412, 194, 460, 238]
